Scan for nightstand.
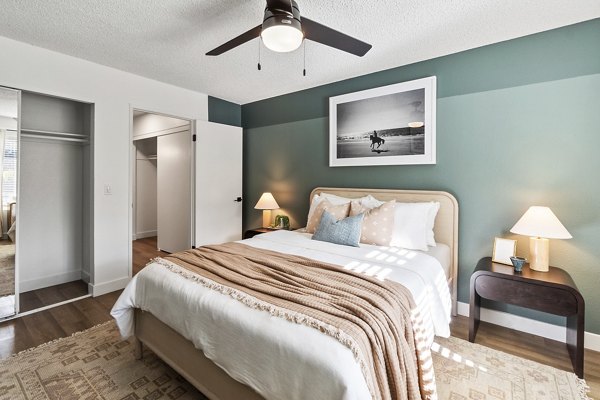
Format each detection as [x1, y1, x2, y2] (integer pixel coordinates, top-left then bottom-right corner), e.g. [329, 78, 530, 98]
[469, 257, 585, 377]
[243, 227, 278, 239]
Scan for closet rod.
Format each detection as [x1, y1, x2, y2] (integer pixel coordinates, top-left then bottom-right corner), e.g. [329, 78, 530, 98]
[20, 128, 87, 139]
[21, 133, 89, 144]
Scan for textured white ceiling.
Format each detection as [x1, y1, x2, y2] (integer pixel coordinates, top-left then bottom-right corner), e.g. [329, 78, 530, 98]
[0, 1, 598, 104]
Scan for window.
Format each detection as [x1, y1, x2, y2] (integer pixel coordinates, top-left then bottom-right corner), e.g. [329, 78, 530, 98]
[2, 131, 17, 208]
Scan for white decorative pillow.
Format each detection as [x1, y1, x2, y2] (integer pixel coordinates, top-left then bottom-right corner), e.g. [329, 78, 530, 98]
[350, 200, 396, 246]
[306, 199, 350, 234]
[389, 202, 431, 251]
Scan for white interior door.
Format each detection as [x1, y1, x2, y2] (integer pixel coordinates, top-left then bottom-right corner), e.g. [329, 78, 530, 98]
[157, 129, 191, 253]
[195, 120, 242, 246]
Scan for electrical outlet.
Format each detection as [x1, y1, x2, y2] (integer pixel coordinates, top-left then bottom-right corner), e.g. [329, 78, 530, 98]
[104, 184, 112, 195]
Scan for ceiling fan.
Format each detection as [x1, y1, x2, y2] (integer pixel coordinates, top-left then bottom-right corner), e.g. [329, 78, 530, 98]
[206, 0, 372, 57]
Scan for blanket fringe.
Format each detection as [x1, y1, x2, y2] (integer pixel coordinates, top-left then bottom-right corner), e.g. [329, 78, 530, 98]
[153, 257, 376, 398]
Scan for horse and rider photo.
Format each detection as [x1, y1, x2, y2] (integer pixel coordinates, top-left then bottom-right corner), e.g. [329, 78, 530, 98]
[330, 76, 436, 166]
[370, 131, 385, 151]
[337, 126, 425, 158]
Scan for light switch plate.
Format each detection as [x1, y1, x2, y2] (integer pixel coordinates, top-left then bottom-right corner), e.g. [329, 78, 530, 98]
[104, 184, 112, 195]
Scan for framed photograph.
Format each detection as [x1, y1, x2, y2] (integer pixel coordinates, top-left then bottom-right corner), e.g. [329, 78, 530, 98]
[329, 76, 436, 167]
[492, 237, 517, 265]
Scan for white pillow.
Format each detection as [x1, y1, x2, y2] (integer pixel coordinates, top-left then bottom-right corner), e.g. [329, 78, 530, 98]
[426, 202, 440, 247]
[320, 192, 366, 205]
[389, 202, 431, 251]
[360, 194, 384, 209]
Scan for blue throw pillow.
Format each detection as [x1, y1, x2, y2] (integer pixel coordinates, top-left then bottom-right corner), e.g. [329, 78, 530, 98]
[312, 210, 364, 247]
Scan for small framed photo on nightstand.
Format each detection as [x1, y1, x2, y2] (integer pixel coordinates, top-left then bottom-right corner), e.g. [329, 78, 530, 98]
[492, 237, 517, 265]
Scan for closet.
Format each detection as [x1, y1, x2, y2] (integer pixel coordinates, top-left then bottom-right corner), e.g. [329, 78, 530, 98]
[0, 87, 93, 319]
[18, 91, 93, 312]
[133, 112, 191, 253]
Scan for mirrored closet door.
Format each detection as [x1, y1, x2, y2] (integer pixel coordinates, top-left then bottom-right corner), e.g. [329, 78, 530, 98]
[0, 87, 19, 318]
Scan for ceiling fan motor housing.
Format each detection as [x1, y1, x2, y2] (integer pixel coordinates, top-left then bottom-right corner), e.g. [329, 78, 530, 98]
[262, 0, 302, 34]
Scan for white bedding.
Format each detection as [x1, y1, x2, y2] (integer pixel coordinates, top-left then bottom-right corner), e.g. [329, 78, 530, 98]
[426, 243, 451, 279]
[111, 230, 451, 400]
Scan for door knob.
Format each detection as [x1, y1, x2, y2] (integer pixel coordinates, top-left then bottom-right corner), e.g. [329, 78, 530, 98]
[234, 197, 243, 202]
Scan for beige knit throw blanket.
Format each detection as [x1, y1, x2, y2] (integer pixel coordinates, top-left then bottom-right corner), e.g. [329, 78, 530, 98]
[162, 242, 436, 400]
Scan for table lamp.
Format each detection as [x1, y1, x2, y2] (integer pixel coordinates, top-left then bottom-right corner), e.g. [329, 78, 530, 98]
[510, 206, 572, 272]
[254, 192, 279, 228]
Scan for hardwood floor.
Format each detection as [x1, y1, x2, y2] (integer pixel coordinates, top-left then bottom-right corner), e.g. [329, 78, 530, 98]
[0, 290, 120, 359]
[0, 237, 161, 359]
[20, 279, 89, 313]
[1, 238, 598, 397]
[132, 236, 167, 276]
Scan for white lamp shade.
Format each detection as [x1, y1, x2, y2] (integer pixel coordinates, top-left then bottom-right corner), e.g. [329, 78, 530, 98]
[261, 25, 303, 53]
[510, 206, 572, 239]
[254, 192, 280, 210]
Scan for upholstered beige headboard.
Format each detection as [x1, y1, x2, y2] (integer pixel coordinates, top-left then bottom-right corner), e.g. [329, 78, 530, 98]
[310, 187, 459, 315]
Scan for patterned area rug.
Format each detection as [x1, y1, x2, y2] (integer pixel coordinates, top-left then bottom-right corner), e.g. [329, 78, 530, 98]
[0, 321, 591, 399]
[0, 243, 15, 297]
[0, 322, 205, 400]
[432, 337, 591, 400]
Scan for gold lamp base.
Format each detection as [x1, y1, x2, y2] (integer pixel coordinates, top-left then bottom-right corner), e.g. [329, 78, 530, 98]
[529, 237, 549, 272]
[262, 209, 272, 228]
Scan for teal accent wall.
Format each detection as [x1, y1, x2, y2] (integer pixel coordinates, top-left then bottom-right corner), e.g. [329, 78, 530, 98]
[241, 19, 600, 333]
[208, 96, 241, 127]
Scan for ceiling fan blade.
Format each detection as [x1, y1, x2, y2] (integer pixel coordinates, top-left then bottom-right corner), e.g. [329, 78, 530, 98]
[206, 24, 262, 56]
[302, 18, 372, 57]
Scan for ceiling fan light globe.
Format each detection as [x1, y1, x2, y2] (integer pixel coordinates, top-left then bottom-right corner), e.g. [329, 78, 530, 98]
[261, 25, 304, 53]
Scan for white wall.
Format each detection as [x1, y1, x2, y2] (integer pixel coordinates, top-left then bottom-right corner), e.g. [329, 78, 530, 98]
[0, 35, 208, 295]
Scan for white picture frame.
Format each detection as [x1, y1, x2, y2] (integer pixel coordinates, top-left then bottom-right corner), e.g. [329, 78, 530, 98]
[492, 237, 517, 266]
[329, 76, 436, 167]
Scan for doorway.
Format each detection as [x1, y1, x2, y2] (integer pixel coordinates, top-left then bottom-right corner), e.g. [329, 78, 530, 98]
[131, 109, 193, 275]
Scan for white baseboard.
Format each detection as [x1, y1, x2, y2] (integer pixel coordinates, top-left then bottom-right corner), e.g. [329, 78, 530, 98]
[134, 230, 157, 240]
[89, 276, 131, 297]
[457, 301, 600, 352]
[20, 271, 83, 292]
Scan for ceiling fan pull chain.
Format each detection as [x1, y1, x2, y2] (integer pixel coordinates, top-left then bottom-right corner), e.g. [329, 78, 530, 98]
[258, 38, 262, 71]
[303, 40, 306, 76]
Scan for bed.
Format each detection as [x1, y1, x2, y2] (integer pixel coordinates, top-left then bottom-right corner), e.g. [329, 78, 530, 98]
[112, 188, 459, 400]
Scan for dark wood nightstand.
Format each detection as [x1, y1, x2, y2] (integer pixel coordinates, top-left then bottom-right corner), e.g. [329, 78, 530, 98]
[469, 257, 585, 377]
[243, 227, 278, 239]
